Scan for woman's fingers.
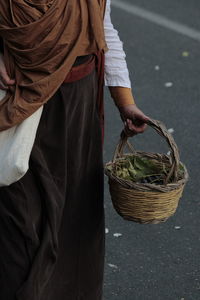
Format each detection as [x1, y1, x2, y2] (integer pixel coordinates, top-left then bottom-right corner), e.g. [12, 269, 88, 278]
[0, 54, 15, 90]
[0, 77, 9, 90]
[123, 119, 147, 136]
[119, 104, 149, 135]
[0, 71, 15, 85]
[126, 118, 147, 134]
[0, 72, 15, 90]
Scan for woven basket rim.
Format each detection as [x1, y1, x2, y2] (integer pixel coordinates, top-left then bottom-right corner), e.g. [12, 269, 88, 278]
[104, 151, 189, 193]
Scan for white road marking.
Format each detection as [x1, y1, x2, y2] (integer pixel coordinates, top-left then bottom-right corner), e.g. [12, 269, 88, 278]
[108, 263, 118, 269]
[174, 226, 181, 230]
[168, 128, 174, 133]
[112, 0, 200, 42]
[105, 228, 109, 234]
[113, 233, 122, 237]
[165, 82, 173, 88]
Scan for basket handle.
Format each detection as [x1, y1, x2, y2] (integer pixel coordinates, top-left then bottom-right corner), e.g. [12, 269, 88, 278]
[112, 118, 180, 184]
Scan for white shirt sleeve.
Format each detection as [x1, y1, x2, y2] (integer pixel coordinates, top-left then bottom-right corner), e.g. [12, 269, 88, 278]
[104, 0, 131, 88]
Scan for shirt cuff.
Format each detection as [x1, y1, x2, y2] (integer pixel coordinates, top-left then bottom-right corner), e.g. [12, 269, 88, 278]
[104, 72, 132, 88]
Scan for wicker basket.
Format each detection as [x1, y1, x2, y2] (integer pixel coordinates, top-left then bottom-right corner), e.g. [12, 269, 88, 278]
[105, 119, 189, 224]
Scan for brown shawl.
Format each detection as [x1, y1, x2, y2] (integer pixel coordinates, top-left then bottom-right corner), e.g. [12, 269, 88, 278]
[0, 0, 108, 131]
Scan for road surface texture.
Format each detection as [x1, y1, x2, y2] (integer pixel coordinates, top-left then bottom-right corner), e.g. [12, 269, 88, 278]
[103, 1, 200, 299]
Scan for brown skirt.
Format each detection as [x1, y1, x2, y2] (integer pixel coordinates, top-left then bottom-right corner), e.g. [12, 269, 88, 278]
[0, 58, 105, 300]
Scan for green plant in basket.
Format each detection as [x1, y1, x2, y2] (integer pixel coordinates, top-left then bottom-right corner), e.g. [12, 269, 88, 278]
[107, 155, 185, 185]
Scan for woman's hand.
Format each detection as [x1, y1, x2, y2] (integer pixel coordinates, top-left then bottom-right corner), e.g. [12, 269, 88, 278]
[109, 86, 149, 136]
[0, 53, 15, 90]
[118, 104, 149, 136]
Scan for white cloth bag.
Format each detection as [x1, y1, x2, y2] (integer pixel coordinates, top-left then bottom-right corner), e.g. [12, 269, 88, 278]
[0, 90, 43, 187]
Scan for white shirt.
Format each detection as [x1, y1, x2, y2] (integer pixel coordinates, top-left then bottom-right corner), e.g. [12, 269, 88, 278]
[104, 0, 131, 88]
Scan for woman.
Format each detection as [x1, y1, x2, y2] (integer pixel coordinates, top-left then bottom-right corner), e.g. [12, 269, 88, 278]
[0, 0, 148, 299]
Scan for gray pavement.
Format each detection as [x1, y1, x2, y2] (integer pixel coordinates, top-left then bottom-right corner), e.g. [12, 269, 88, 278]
[103, 1, 200, 299]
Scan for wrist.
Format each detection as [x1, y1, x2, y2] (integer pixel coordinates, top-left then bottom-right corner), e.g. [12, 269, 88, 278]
[109, 86, 135, 107]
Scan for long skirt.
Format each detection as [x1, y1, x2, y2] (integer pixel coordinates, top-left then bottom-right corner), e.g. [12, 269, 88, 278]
[0, 57, 105, 300]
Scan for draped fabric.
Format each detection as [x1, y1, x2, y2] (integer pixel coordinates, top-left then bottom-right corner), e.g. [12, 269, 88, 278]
[0, 0, 108, 131]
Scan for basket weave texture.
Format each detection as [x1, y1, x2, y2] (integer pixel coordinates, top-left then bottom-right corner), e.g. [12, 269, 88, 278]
[105, 119, 188, 224]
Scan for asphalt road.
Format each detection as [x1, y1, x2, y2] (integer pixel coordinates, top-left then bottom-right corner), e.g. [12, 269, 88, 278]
[103, 1, 200, 299]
